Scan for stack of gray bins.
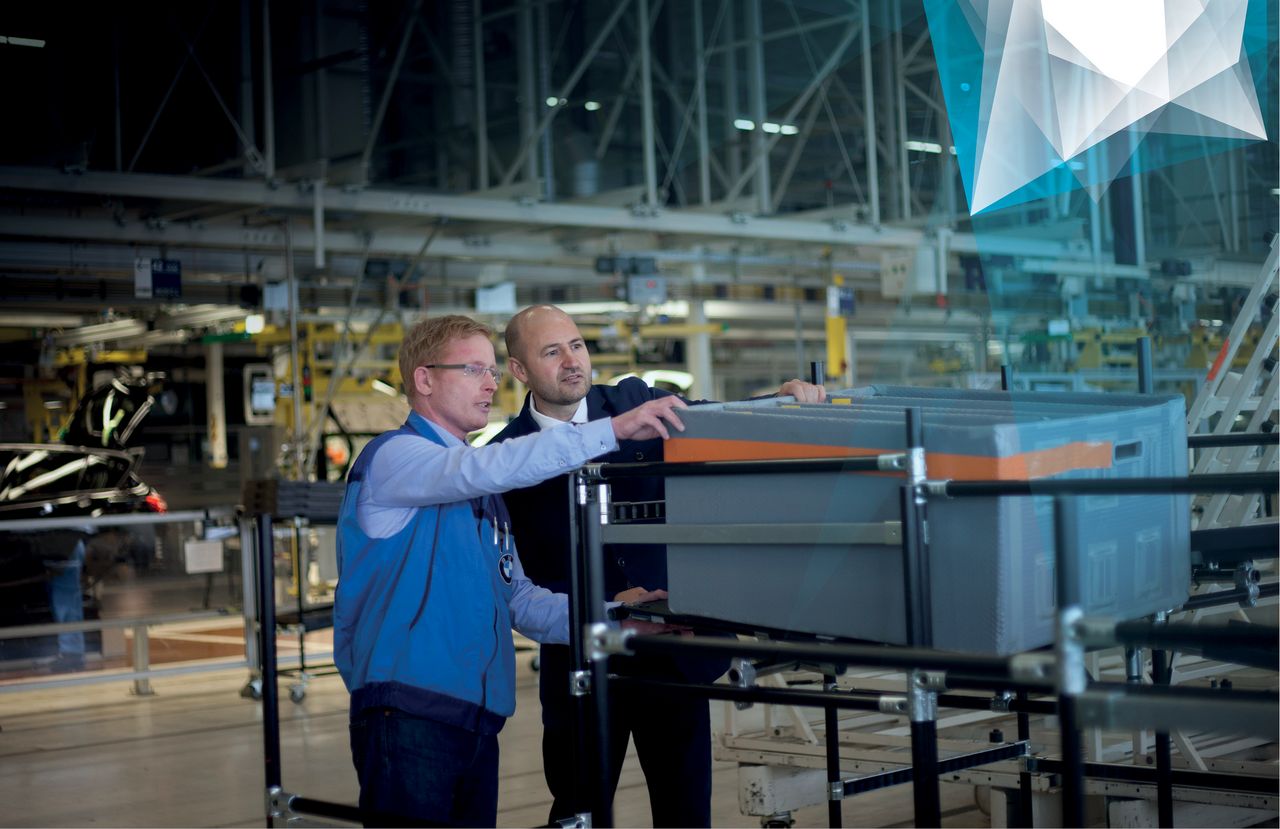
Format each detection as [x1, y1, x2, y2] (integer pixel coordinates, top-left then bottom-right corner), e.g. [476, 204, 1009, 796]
[663, 386, 1190, 654]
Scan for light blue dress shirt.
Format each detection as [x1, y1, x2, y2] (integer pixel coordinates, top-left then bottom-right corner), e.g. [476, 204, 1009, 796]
[355, 411, 618, 644]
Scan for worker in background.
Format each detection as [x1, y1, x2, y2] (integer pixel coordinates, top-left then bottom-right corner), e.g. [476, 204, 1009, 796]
[334, 314, 687, 827]
[494, 304, 825, 827]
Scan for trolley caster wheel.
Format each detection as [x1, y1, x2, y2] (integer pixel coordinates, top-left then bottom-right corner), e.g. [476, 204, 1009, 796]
[289, 685, 307, 704]
[241, 679, 263, 701]
[761, 812, 794, 828]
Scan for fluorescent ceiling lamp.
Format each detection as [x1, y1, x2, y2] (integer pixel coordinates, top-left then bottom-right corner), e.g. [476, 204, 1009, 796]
[468, 421, 507, 447]
[545, 96, 559, 107]
[165, 304, 257, 329]
[0, 36, 46, 48]
[371, 379, 400, 397]
[554, 301, 631, 315]
[640, 369, 694, 391]
[0, 313, 83, 327]
[244, 314, 265, 334]
[762, 122, 781, 134]
[904, 140, 943, 153]
[584, 100, 601, 111]
[780, 124, 800, 135]
[733, 118, 755, 131]
[53, 318, 147, 347]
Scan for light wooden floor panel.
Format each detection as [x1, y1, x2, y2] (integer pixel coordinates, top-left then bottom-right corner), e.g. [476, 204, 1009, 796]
[0, 651, 984, 827]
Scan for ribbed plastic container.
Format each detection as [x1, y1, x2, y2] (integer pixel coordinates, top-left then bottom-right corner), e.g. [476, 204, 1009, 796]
[663, 386, 1190, 654]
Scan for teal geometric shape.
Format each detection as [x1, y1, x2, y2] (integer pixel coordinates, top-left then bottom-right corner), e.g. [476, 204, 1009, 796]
[924, 0, 1274, 217]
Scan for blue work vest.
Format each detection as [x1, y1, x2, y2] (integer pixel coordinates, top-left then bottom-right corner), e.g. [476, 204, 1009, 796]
[334, 417, 517, 735]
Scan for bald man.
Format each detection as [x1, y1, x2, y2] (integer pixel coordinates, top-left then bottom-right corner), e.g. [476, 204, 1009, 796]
[494, 305, 824, 826]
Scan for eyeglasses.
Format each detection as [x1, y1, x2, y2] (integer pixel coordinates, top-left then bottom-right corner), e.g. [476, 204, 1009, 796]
[423, 363, 503, 382]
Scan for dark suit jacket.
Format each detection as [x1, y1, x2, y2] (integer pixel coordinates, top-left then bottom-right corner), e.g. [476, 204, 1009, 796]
[492, 377, 675, 597]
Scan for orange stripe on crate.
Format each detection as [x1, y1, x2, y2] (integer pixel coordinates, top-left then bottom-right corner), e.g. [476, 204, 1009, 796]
[664, 438, 1114, 479]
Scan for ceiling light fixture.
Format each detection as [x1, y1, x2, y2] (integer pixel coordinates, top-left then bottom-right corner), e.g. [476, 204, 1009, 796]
[371, 379, 399, 397]
[584, 100, 601, 111]
[904, 140, 943, 153]
[733, 118, 755, 131]
[0, 35, 46, 48]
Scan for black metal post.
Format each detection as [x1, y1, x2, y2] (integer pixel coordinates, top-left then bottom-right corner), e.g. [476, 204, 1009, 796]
[1016, 690, 1034, 828]
[566, 475, 593, 821]
[1001, 364, 1013, 391]
[937, 471, 1276, 498]
[596, 454, 898, 479]
[1031, 758, 1280, 795]
[1137, 336, 1153, 394]
[1058, 697, 1086, 828]
[255, 513, 282, 820]
[623, 630, 1020, 676]
[824, 674, 843, 827]
[1151, 640, 1174, 827]
[810, 360, 826, 385]
[1053, 498, 1086, 829]
[900, 407, 931, 647]
[580, 480, 614, 828]
[1187, 432, 1280, 447]
[294, 520, 307, 679]
[908, 671, 941, 828]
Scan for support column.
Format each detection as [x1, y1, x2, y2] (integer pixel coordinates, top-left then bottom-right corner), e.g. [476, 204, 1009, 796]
[473, 0, 489, 190]
[686, 264, 713, 399]
[723, 8, 742, 186]
[131, 623, 154, 696]
[239, 0, 259, 177]
[312, 180, 325, 269]
[893, 1, 910, 220]
[1129, 133, 1146, 266]
[745, 0, 771, 214]
[860, 0, 880, 225]
[206, 341, 229, 469]
[536, 2, 555, 201]
[314, 0, 329, 170]
[1089, 149, 1104, 268]
[262, 0, 276, 180]
[517, 0, 538, 184]
[113, 20, 123, 172]
[284, 222, 304, 480]
[693, 0, 712, 205]
[638, 0, 659, 209]
[826, 275, 850, 386]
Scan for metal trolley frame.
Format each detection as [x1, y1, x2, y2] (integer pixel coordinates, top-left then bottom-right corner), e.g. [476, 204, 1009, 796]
[562, 409, 1278, 828]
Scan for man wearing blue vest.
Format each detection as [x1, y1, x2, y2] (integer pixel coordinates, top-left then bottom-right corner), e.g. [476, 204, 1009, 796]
[494, 305, 824, 827]
[334, 314, 687, 826]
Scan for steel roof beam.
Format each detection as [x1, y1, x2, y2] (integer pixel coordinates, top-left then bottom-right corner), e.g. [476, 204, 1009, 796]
[0, 166, 1081, 258]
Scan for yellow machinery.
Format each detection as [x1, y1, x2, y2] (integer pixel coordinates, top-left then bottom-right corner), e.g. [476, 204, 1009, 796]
[1072, 327, 1150, 371]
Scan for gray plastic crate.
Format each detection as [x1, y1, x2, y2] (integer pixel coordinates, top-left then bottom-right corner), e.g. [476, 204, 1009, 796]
[663, 387, 1190, 654]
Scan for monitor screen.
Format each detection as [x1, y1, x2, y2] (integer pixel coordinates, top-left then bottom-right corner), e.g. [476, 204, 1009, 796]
[250, 379, 276, 414]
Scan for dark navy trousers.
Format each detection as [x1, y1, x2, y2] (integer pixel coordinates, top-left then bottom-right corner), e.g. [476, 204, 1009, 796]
[349, 706, 499, 827]
[539, 643, 712, 827]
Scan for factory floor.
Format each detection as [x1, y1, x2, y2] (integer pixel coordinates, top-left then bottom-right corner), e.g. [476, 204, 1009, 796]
[0, 639, 987, 828]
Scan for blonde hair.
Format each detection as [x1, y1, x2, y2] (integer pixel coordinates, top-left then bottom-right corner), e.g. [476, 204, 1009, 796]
[399, 315, 493, 396]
